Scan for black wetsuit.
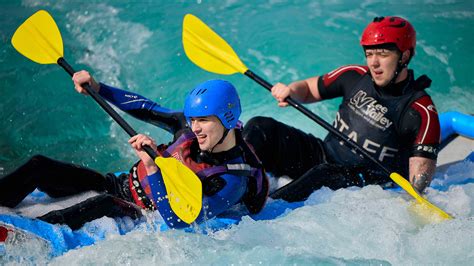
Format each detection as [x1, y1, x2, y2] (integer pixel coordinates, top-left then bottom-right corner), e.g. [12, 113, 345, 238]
[244, 65, 440, 202]
[0, 155, 139, 229]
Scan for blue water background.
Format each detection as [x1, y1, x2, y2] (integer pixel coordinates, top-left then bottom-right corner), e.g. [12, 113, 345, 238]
[0, 0, 473, 264]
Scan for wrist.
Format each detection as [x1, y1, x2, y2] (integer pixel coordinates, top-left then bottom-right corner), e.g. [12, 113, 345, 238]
[412, 173, 430, 193]
[145, 164, 159, 176]
[92, 81, 101, 92]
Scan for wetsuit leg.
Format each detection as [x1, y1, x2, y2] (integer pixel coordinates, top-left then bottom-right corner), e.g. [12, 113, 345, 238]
[38, 194, 142, 230]
[243, 116, 326, 179]
[0, 155, 106, 208]
[270, 163, 365, 202]
[104, 172, 135, 202]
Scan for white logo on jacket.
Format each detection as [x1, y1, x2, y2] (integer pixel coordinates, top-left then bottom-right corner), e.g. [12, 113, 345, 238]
[349, 90, 393, 130]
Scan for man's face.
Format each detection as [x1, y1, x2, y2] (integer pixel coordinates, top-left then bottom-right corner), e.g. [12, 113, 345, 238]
[365, 48, 400, 87]
[190, 116, 225, 151]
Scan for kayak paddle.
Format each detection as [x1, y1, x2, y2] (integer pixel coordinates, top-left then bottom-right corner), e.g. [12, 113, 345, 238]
[11, 10, 202, 224]
[182, 14, 452, 221]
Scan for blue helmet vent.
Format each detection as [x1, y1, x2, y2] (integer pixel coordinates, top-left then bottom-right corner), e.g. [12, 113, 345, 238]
[224, 111, 234, 123]
[194, 88, 207, 95]
[191, 88, 208, 96]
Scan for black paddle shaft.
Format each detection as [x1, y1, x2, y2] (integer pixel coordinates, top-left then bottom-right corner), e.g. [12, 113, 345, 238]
[57, 57, 158, 159]
[244, 69, 391, 176]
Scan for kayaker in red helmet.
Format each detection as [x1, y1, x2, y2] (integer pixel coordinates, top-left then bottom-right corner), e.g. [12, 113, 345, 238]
[244, 16, 441, 202]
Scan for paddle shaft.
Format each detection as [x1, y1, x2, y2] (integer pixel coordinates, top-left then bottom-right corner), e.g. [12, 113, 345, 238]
[57, 57, 158, 159]
[244, 70, 392, 176]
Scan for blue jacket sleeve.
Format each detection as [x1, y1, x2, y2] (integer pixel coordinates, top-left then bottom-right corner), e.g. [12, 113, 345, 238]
[146, 171, 247, 229]
[98, 83, 188, 135]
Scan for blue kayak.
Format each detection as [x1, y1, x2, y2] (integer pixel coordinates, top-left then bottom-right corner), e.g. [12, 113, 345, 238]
[0, 191, 304, 257]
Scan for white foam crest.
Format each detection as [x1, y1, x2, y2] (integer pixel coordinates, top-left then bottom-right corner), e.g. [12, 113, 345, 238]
[418, 40, 450, 65]
[360, 0, 382, 9]
[246, 49, 300, 81]
[21, 0, 89, 12]
[45, 179, 473, 264]
[307, 2, 322, 18]
[60, 4, 153, 156]
[324, 17, 342, 29]
[332, 9, 363, 20]
[446, 66, 456, 83]
[64, 4, 152, 87]
[433, 10, 474, 18]
[423, 0, 459, 5]
[222, 187, 414, 264]
[418, 40, 457, 83]
[405, 217, 474, 264]
[322, 9, 364, 30]
[220, 0, 240, 8]
[21, 0, 53, 8]
[50, 228, 221, 265]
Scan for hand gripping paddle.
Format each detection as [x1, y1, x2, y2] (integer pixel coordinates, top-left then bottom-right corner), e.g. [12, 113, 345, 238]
[12, 10, 202, 224]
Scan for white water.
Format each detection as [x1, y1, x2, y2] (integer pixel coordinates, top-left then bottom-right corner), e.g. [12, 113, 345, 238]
[50, 168, 473, 265]
[2, 160, 471, 265]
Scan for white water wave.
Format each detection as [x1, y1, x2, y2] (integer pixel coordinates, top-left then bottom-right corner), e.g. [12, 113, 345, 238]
[64, 4, 152, 87]
[49, 179, 474, 265]
[418, 40, 456, 83]
[246, 48, 300, 82]
[434, 11, 474, 19]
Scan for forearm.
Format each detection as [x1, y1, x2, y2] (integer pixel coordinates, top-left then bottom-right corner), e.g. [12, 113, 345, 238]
[98, 83, 158, 112]
[288, 77, 321, 103]
[287, 80, 311, 102]
[98, 83, 186, 134]
[409, 157, 437, 193]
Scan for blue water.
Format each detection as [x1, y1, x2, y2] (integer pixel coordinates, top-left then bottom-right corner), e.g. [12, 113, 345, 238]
[1, 0, 473, 264]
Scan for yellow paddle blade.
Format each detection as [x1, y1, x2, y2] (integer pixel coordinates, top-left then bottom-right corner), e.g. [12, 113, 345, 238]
[182, 14, 248, 75]
[408, 201, 449, 224]
[11, 10, 63, 64]
[155, 156, 202, 224]
[390, 172, 452, 220]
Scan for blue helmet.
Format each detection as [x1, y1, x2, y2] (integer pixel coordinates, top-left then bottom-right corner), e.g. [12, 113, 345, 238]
[184, 79, 241, 129]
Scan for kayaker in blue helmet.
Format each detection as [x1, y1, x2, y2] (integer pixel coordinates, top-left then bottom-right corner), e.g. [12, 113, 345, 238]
[243, 16, 441, 202]
[0, 74, 269, 229]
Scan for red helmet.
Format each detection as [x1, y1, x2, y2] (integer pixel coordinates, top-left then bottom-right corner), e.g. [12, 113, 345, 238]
[360, 16, 416, 55]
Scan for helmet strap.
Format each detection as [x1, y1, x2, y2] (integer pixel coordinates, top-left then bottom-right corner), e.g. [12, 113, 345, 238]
[388, 54, 408, 86]
[210, 128, 230, 153]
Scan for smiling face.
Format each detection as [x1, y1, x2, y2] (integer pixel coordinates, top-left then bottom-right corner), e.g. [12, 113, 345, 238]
[190, 116, 226, 152]
[364, 48, 401, 87]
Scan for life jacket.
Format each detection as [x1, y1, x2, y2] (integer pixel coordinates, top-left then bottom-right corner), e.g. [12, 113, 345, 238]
[128, 129, 269, 214]
[324, 70, 431, 177]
